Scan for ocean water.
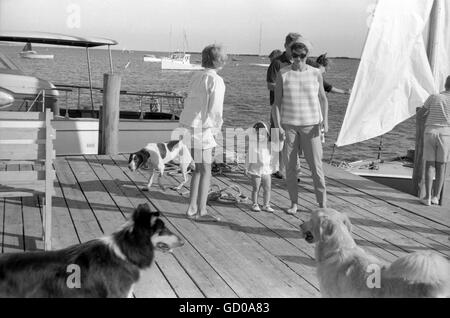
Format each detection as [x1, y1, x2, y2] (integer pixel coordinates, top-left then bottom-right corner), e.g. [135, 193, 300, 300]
[1, 45, 417, 162]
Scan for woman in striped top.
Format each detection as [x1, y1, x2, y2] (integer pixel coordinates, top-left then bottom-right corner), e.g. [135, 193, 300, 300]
[273, 42, 329, 214]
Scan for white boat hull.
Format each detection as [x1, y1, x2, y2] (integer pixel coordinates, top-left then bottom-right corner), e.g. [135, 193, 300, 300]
[20, 52, 54, 59]
[161, 58, 203, 70]
[250, 63, 269, 67]
[346, 159, 414, 194]
[143, 56, 161, 62]
[52, 117, 179, 155]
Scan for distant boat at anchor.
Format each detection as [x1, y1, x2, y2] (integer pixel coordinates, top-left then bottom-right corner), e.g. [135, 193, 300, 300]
[161, 52, 203, 70]
[19, 42, 54, 59]
[143, 54, 161, 62]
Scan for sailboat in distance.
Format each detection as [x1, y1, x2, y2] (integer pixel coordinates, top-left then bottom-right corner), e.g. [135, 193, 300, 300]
[250, 23, 270, 67]
[161, 29, 202, 70]
[19, 42, 54, 59]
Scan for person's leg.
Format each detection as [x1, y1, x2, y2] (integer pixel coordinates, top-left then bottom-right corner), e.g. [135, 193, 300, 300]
[187, 165, 200, 215]
[422, 132, 436, 205]
[432, 131, 450, 204]
[296, 144, 303, 181]
[251, 175, 262, 208]
[278, 145, 286, 179]
[197, 148, 213, 216]
[270, 114, 285, 179]
[300, 125, 327, 208]
[284, 125, 300, 214]
[261, 174, 274, 212]
[433, 162, 446, 203]
[423, 161, 434, 205]
[186, 147, 200, 216]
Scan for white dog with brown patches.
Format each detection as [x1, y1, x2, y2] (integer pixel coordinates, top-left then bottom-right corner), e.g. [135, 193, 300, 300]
[128, 140, 194, 192]
[299, 208, 450, 298]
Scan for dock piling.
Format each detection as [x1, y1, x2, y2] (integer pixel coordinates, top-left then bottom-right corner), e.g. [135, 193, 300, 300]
[99, 73, 121, 155]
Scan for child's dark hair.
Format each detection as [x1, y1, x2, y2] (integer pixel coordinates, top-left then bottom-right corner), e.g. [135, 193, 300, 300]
[253, 122, 271, 142]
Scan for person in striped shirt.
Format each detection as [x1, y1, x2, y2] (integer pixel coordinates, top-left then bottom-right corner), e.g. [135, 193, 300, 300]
[273, 42, 329, 214]
[421, 76, 450, 206]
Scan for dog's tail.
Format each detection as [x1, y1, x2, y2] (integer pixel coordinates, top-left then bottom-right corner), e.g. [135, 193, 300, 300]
[384, 251, 450, 296]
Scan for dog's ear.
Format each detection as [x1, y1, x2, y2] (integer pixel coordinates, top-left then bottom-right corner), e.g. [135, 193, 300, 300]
[139, 149, 150, 163]
[128, 153, 133, 163]
[133, 203, 159, 229]
[341, 213, 352, 234]
[319, 216, 336, 242]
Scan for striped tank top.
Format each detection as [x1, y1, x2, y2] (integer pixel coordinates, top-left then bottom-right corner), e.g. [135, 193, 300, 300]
[424, 91, 450, 127]
[280, 65, 321, 126]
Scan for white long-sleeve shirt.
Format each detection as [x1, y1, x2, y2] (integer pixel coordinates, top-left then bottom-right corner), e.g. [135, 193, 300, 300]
[179, 68, 225, 133]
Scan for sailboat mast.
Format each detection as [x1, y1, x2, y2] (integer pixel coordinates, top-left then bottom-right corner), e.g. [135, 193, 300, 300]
[258, 23, 262, 56]
[183, 29, 189, 53]
[169, 25, 172, 55]
[427, 0, 442, 83]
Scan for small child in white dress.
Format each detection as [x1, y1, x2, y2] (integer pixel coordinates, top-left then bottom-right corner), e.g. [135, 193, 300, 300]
[244, 121, 278, 212]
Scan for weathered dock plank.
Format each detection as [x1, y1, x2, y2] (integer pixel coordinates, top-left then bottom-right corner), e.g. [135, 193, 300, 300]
[170, 171, 321, 292]
[94, 155, 198, 298]
[21, 163, 44, 251]
[305, 163, 450, 241]
[217, 171, 400, 263]
[297, 169, 450, 257]
[3, 164, 24, 253]
[2, 154, 448, 298]
[110, 155, 238, 297]
[116, 155, 318, 297]
[300, 163, 450, 251]
[65, 156, 125, 235]
[51, 176, 80, 250]
[55, 157, 103, 242]
[322, 163, 450, 226]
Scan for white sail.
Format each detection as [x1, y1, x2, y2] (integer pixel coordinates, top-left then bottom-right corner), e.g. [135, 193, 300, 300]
[336, 0, 437, 147]
[434, 0, 450, 92]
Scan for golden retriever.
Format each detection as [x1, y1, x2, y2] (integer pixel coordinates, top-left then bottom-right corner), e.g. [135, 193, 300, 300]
[299, 208, 450, 298]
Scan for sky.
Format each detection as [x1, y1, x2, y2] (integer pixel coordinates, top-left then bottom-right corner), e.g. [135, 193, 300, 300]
[0, 0, 376, 57]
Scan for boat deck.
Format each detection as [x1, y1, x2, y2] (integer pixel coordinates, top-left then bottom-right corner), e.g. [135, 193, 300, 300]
[0, 155, 449, 297]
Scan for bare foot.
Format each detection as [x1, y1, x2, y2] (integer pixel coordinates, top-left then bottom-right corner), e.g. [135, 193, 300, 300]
[286, 204, 298, 215]
[186, 205, 197, 217]
[196, 214, 221, 222]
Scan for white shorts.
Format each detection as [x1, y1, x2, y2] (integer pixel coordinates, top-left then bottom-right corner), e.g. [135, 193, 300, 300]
[424, 126, 450, 163]
[178, 125, 217, 164]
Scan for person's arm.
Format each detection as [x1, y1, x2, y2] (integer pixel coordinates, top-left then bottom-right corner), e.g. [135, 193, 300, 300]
[205, 76, 225, 133]
[266, 60, 280, 92]
[272, 72, 285, 139]
[417, 95, 433, 117]
[318, 72, 329, 133]
[330, 86, 351, 94]
[244, 144, 250, 176]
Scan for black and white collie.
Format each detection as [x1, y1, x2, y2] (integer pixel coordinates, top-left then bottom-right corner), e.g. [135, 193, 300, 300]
[128, 140, 193, 192]
[0, 203, 184, 298]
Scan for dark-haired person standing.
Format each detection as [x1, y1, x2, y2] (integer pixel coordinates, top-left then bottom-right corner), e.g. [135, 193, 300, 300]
[273, 42, 328, 214]
[313, 53, 351, 95]
[267, 33, 312, 179]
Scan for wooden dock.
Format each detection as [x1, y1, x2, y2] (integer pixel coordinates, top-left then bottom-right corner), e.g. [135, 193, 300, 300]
[0, 155, 449, 297]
